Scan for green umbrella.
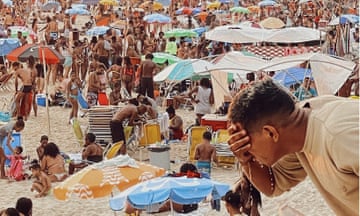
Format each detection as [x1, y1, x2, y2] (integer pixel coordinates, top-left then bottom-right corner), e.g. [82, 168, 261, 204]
[164, 29, 198, 38]
[141, 52, 181, 65]
[230, 6, 250, 14]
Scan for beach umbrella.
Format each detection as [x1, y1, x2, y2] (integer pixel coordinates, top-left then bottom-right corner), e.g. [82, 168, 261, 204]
[80, 0, 99, 5]
[3, 0, 13, 6]
[65, 7, 90, 15]
[109, 176, 230, 212]
[109, 20, 127, 29]
[164, 28, 198, 38]
[71, 3, 87, 9]
[41, 1, 61, 11]
[192, 7, 202, 15]
[247, 5, 260, 13]
[238, 21, 262, 28]
[139, 1, 163, 11]
[141, 52, 181, 65]
[328, 14, 360, 26]
[192, 27, 207, 36]
[205, 25, 266, 43]
[258, 0, 277, 7]
[0, 38, 21, 56]
[8, 26, 35, 38]
[175, 7, 193, 15]
[6, 44, 64, 64]
[259, 17, 285, 29]
[207, 1, 220, 9]
[273, 67, 311, 88]
[99, 0, 118, 5]
[154, 59, 213, 82]
[230, 6, 250, 14]
[195, 11, 209, 21]
[143, 13, 171, 24]
[86, 26, 121, 36]
[53, 154, 165, 200]
[219, 0, 230, 3]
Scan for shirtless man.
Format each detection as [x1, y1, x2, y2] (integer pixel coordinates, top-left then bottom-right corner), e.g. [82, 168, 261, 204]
[194, 131, 217, 175]
[93, 35, 109, 68]
[45, 16, 58, 44]
[87, 70, 102, 107]
[63, 14, 72, 39]
[139, 54, 157, 99]
[30, 163, 51, 198]
[13, 62, 33, 120]
[68, 133, 103, 175]
[110, 104, 147, 154]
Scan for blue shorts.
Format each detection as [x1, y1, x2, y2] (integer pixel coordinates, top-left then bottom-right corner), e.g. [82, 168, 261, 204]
[196, 161, 211, 175]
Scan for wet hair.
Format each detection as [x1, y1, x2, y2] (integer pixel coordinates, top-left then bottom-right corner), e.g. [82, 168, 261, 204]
[202, 131, 212, 141]
[86, 133, 96, 143]
[166, 105, 175, 115]
[229, 79, 295, 133]
[3, 208, 19, 216]
[179, 163, 198, 173]
[199, 78, 210, 88]
[145, 53, 154, 60]
[15, 118, 25, 129]
[115, 56, 122, 65]
[224, 190, 241, 209]
[15, 146, 23, 154]
[15, 197, 32, 216]
[43, 142, 60, 158]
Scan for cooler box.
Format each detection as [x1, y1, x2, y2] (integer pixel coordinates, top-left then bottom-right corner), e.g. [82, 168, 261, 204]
[147, 145, 170, 170]
[2, 132, 21, 166]
[36, 94, 46, 107]
[201, 114, 228, 131]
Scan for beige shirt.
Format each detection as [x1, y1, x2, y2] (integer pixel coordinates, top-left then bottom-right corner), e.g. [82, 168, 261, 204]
[272, 96, 359, 216]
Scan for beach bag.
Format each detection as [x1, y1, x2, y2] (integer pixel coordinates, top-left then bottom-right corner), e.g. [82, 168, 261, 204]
[104, 40, 111, 51]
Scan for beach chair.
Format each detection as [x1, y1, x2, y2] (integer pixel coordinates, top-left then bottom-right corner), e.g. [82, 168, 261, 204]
[0, 73, 14, 91]
[139, 123, 161, 147]
[187, 126, 210, 162]
[215, 129, 236, 167]
[104, 141, 124, 160]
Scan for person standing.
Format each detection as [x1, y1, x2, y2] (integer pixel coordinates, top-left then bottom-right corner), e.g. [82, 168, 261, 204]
[139, 54, 157, 99]
[13, 62, 33, 120]
[121, 56, 135, 96]
[227, 79, 358, 216]
[67, 72, 81, 122]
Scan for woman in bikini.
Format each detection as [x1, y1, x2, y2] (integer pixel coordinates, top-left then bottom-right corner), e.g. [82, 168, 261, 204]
[106, 56, 122, 90]
[67, 72, 81, 123]
[41, 142, 67, 182]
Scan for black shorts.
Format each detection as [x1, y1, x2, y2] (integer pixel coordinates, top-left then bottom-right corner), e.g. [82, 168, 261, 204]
[22, 85, 32, 93]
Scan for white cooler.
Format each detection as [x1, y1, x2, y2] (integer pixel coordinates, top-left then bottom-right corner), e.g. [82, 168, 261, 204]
[147, 145, 171, 170]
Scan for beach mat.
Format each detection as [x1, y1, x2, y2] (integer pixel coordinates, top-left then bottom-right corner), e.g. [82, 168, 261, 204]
[2, 132, 21, 166]
[78, 91, 89, 109]
[71, 118, 83, 146]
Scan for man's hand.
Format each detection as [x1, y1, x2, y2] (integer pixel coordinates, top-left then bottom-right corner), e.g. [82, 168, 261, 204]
[228, 123, 253, 166]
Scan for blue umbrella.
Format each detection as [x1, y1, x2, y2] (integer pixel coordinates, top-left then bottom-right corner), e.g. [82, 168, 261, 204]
[156, 0, 170, 6]
[3, 0, 13, 6]
[340, 14, 359, 24]
[109, 177, 230, 211]
[65, 7, 90, 15]
[80, 0, 99, 5]
[258, 0, 277, 7]
[273, 67, 311, 88]
[192, 7, 202, 15]
[0, 38, 21, 56]
[219, 0, 230, 3]
[71, 3, 87, 9]
[86, 26, 121, 36]
[143, 13, 171, 24]
[154, 59, 213, 82]
[42, 1, 61, 11]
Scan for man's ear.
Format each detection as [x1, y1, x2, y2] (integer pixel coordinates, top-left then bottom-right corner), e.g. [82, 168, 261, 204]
[262, 125, 279, 143]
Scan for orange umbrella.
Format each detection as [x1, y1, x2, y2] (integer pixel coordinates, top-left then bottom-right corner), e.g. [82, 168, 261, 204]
[53, 155, 165, 200]
[196, 11, 208, 23]
[6, 44, 65, 64]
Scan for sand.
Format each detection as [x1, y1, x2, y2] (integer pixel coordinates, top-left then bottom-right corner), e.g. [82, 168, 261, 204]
[0, 88, 334, 216]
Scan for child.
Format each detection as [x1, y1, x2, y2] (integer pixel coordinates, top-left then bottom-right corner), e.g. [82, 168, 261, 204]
[6, 142, 26, 181]
[194, 131, 217, 175]
[30, 163, 51, 198]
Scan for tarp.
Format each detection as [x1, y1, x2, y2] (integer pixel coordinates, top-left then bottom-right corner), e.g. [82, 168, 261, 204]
[211, 70, 231, 110]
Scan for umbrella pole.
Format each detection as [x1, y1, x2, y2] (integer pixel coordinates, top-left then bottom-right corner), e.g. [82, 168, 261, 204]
[170, 200, 174, 216]
[42, 47, 51, 135]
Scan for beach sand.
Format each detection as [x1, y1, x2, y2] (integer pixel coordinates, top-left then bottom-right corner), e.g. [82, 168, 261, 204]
[0, 89, 334, 216]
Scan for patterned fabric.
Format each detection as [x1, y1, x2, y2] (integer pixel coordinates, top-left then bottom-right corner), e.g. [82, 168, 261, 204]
[245, 46, 321, 58]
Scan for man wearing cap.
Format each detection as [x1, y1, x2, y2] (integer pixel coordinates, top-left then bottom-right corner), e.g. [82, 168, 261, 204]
[36, 135, 49, 161]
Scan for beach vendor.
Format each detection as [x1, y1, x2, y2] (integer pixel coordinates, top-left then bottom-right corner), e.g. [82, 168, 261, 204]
[228, 79, 359, 216]
[165, 106, 183, 140]
[68, 133, 103, 175]
[194, 131, 217, 175]
[0, 118, 25, 179]
[110, 104, 147, 154]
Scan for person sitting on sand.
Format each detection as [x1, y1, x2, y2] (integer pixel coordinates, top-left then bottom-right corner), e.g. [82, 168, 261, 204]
[36, 135, 48, 161]
[194, 131, 217, 175]
[6, 142, 26, 181]
[0, 208, 20, 216]
[110, 103, 147, 154]
[0, 118, 25, 179]
[68, 133, 103, 175]
[40, 143, 67, 182]
[166, 106, 183, 140]
[30, 163, 51, 198]
[15, 197, 32, 216]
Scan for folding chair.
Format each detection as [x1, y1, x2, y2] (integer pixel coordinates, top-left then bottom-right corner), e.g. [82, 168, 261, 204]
[214, 129, 237, 168]
[187, 126, 210, 162]
[104, 141, 124, 160]
[138, 123, 161, 161]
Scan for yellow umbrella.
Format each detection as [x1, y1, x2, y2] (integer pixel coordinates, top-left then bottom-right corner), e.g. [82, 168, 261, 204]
[247, 5, 260, 13]
[109, 20, 127, 29]
[139, 1, 163, 11]
[259, 17, 285, 29]
[53, 155, 165, 200]
[99, 0, 118, 6]
[206, 1, 220, 9]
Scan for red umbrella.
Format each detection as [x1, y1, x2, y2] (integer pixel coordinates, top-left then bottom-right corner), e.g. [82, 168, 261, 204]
[6, 44, 65, 64]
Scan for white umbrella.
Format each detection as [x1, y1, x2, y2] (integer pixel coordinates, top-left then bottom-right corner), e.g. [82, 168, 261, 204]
[265, 27, 325, 43]
[205, 25, 266, 43]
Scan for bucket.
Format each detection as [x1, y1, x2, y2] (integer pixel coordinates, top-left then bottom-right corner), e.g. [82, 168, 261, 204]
[36, 94, 46, 107]
[148, 145, 170, 170]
